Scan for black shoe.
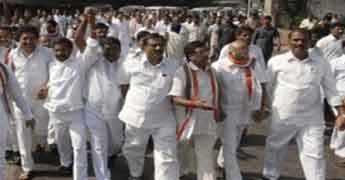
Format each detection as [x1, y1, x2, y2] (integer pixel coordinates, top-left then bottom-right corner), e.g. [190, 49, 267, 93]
[58, 164, 73, 175]
[108, 154, 117, 168]
[11, 151, 21, 165]
[49, 144, 58, 155]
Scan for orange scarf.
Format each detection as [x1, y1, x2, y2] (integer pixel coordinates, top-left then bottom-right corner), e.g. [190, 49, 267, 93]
[176, 66, 220, 140]
[229, 54, 253, 98]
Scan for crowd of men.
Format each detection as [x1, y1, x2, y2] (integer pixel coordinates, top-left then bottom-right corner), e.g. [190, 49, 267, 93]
[1, 5, 345, 180]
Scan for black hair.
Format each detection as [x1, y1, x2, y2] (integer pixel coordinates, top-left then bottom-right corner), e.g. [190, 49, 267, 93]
[142, 33, 166, 46]
[0, 26, 12, 33]
[93, 22, 109, 31]
[330, 22, 345, 29]
[288, 28, 311, 40]
[18, 25, 39, 38]
[47, 19, 58, 27]
[136, 31, 151, 41]
[100, 36, 121, 50]
[235, 25, 254, 36]
[184, 41, 206, 61]
[54, 37, 73, 50]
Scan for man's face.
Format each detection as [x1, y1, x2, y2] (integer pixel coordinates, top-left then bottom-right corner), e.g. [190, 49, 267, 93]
[230, 42, 249, 60]
[0, 30, 12, 47]
[190, 46, 209, 69]
[95, 28, 108, 40]
[288, 31, 309, 55]
[331, 26, 344, 39]
[144, 38, 165, 62]
[237, 31, 252, 44]
[47, 23, 57, 34]
[103, 43, 121, 62]
[19, 32, 38, 53]
[261, 18, 271, 26]
[54, 44, 72, 62]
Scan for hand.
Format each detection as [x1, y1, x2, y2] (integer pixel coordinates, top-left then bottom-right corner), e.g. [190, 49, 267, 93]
[252, 107, 270, 123]
[25, 119, 35, 129]
[194, 100, 214, 111]
[336, 114, 345, 131]
[37, 86, 48, 99]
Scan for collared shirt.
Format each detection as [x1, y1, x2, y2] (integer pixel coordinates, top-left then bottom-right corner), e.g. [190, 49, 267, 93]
[218, 44, 267, 71]
[118, 54, 179, 128]
[169, 62, 217, 136]
[212, 57, 264, 114]
[316, 34, 337, 50]
[0, 63, 33, 123]
[267, 51, 342, 126]
[44, 41, 100, 113]
[331, 54, 345, 97]
[218, 44, 268, 87]
[9, 46, 52, 119]
[84, 55, 122, 120]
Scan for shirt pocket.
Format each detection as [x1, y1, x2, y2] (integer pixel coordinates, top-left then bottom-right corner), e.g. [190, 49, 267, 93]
[303, 64, 320, 85]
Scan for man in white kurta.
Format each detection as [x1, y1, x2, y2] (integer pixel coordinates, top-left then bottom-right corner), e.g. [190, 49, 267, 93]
[83, 37, 124, 180]
[212, 40, 267, 180]
[118, 34, 179, 180]
[169, 42, 219, 180]
[316, 22, 344, 50]
[263, 29, 345, 180]
[8, 26, 52, 179]
[0, 62, 34, 180]
[44, 38, 93, 180]
[330, 53, 345, 166]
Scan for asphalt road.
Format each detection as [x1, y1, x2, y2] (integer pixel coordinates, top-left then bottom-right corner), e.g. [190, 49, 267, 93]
[5, 120, 345, 180]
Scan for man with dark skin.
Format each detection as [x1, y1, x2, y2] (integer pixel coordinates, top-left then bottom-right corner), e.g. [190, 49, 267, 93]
[263, 29, 345, 180]
[118, 33, 179, 180]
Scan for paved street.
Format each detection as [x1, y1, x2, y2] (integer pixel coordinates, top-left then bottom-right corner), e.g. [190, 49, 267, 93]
[5, 120, 345, 180]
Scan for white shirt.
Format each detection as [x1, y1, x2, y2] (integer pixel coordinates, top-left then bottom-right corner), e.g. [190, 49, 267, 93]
[331, 54, 345, 97]
[212, 57, 265, 114]
[169, 62, 217, 136]
[316, 34, 337, 50]
[44, 40, 100, 113]
[219, 44, 266, 69]
[0, 64, 33, 123]
[218, 44, 268, 81]
[118, 54, 179, 128]
[9, 46, 52, 119]
[299, 18, 316, 30]
[84, 55, 122, 120]
[188, 23, 206, 42]
[267, 51, 342, 126]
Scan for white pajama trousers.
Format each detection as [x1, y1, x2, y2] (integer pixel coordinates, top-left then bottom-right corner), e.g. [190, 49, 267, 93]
[0, 120, 9, 180]
[6, 118, 18, 152]
[330, 127, 345, 158]
[85, 111, 112, 180]
[216, 122, 246, 170]
[122, 123, 179, 180]
[179, 135, 217, 180]
[15, 105, 49, 172]
[49, 110, 88, 180]
[263, 122, 326, 180]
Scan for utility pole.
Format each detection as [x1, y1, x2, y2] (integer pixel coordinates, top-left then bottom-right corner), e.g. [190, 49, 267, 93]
[264, 0, 278, 25]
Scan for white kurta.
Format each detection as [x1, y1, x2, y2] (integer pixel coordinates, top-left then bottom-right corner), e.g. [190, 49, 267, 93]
[263, 51, 342, 180]
[9, 46, 52, 172]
